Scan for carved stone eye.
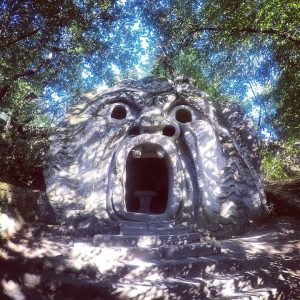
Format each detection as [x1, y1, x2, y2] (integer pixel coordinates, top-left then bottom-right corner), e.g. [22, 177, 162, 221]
[111, 105, 127, 120]
[175, 108, 192, 123]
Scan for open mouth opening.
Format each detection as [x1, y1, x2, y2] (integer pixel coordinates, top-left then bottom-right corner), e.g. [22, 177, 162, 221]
[125, 144, 169, 214]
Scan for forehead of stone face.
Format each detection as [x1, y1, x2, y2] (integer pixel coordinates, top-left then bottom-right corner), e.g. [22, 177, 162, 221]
[92, 77, 179, 113]
[67, 77, 208, 124]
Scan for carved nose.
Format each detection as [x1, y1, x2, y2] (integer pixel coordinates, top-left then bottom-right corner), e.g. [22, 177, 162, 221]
[138, 107, 163, 127]
[128, 107, 180, 137]
[137, 108, 164, 134]
[139, 115, 160, 128]
[128, 122, 179, 138]
[162, 124, 176, 137]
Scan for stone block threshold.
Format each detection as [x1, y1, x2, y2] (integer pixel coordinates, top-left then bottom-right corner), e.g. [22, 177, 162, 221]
[0, 217, 300, 299]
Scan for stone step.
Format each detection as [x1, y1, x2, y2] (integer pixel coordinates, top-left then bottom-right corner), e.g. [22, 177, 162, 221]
[0, 247, 284, 300]
[113, 277, 207, 299]
[116, 241, 218, 260]
[162, 276, 256, 298]
[123, 254, 240, 278]
[118, 220, 176, 228]
[112, 276, 278, 300]
[93, 232, 203, 247]
[0, 268, 278, 300]
[162, 254, 241, 277]
[0, 244, 284, 300]
[163, 240, 221, 259]
[119, 225, 192, 235]
[25, 248, 238, 280]
[198, 272, 262, 297]
[0, 243, 224, 279]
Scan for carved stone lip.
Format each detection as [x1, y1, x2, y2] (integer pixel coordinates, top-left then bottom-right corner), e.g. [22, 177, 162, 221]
[107, 134, 184, 222]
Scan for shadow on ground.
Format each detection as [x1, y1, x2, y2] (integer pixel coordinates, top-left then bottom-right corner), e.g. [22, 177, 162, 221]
[0, 217, 299, 299]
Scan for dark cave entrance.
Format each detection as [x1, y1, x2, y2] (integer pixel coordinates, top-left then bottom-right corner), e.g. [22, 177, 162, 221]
[125, 150, 169, 214]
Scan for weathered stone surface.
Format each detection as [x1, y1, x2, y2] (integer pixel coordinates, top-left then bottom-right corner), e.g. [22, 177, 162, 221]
[45, 77, 267, 236]
[0, 181, 56, 225]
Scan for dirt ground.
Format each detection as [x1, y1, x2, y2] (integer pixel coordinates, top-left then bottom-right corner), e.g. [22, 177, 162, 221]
[0, 216, 299, 299]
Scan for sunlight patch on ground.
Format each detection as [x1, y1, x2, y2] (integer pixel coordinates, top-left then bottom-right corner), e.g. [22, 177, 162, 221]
[70, 242, 128, 273]
[5, 237, 62, 259]
[23, 273, 41, 289]
[113, 281, 166, 300]
[0, 214, 22, 238]
[2, 279, 25, 300]
[0, 248, 11, 260]
[225, 232, 300, 257]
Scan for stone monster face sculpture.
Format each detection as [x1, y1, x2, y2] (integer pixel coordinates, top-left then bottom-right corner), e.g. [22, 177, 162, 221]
[45, 77, 267, 235]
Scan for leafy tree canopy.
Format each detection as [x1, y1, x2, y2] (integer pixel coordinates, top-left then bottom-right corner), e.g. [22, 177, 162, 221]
[0, 0, 300, 187]
[1, 0, 299, 136]
[0, 0, 153, 124]
[0, 0, 299, 187]
[142, 0, 300, 138]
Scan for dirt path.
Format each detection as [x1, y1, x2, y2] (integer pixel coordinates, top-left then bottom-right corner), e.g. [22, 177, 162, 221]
[0, 217, 299, 299]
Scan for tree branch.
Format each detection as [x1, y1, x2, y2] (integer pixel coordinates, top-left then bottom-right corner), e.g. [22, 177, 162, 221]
[182, 26, 300, 46]
[0, 58, 52, 102]
[0, 13, 61, 51]
[11, 58, 52, 80]
[0, 0, 31, 39]
[0, 27, 42, 51]
[0, 0, 23, 24]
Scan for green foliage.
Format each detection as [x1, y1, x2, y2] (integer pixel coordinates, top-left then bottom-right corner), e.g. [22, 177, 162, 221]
[152, 48, 224, 101]
[0, 130, 48, 189]
[262, 151, 290, 181]
[0, 0, 147, 123]
[146, 0, 300, 138]
[0, 0, 299, 187]
[262, 139, 299, 181]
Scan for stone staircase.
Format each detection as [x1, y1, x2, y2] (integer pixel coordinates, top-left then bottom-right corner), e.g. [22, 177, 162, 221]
[0, 223, 295, 299]
[118, 220, 193, 235]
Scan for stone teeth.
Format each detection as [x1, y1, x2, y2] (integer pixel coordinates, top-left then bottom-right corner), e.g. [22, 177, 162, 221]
[156, 148, 165, 158]
[131, 147, 142, 158]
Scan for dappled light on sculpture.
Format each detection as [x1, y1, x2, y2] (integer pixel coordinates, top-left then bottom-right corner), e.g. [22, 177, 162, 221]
[45, 77, 267, 236]
[2, 77, 298, 299]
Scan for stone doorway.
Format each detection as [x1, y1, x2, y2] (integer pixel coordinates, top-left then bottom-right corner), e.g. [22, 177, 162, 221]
[125, 152, 169, 214]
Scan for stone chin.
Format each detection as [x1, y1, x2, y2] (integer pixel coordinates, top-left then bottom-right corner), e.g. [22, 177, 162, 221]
[45, 77, 268, 237]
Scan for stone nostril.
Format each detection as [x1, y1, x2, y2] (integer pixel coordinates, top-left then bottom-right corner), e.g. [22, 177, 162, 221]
[128, 125, 141, 136]
[162, 125, 176, 137]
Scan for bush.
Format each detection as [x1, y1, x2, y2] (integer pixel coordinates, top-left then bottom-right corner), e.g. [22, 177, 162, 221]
[0, 126, 49, 190]
[262, 138, 300, 181]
